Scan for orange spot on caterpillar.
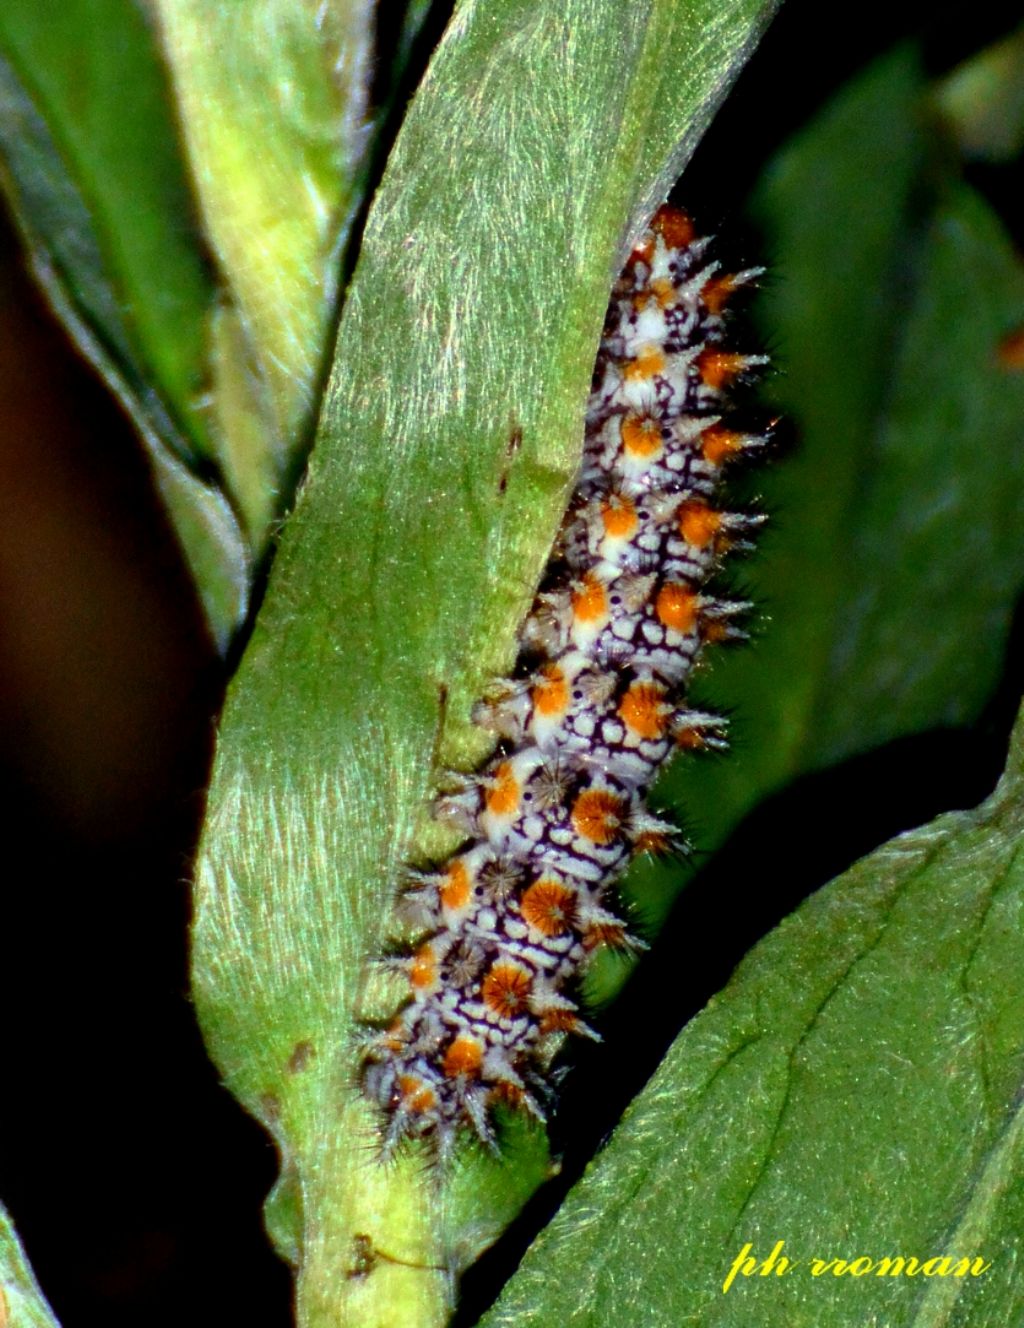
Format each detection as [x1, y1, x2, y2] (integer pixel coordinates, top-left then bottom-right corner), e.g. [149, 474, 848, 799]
[582, 921, 627, 950]
[652, 277, 676, 308]
[696, 348, 748, 390]
[624, 345, 667, 382]
[572, 572, 609, 624]
[633, 277, 676, 312]
[655, 583, 699, 634]
[482, 962, 532, 1015]
[488, 1081, 524, 1109]
[571, 788, 626, 844]
[618, 682, 667, 739]
[398, 1075, 438, 1114]
[701, 273, 737, 316]
[409, 942, 437, 990]
[381, 1019, 407, 1053]
[621, 414, 663, 459]
[700, 424, 743, 466]
[538, 1007, 582, 1035]
[442, 1035, 483, 1078]
[678, 500, 723, 548]
[520, 879, 576, 936]
[439, 859, 472, 910]
[600, 494, 638, 539]
[651, 204, 696, 250]
[628, 235, 655, 267]
[532, 664, 568, 717]
[486, 761, 520, 816]
[702, 619, 732, 644]
[633, 828, 672, 855]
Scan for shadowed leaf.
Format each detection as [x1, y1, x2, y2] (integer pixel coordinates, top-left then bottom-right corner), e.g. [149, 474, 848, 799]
[480, 712, 1024, 1327]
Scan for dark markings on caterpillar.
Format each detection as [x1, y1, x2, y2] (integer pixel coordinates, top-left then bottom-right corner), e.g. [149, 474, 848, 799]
[362, 204, 770, 1161]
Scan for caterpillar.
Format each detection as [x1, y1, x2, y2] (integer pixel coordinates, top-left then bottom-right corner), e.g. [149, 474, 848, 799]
[362, 204, 769, 1158]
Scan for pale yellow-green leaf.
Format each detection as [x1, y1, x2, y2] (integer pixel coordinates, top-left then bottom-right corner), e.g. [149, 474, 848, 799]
[155, 0, 375, 551]
[0, 1201, 59, 1328]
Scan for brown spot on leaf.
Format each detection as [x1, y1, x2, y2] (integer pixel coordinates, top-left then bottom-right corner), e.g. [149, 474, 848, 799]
[287, 1040, 315, 1073]
[258, 1092, 281, 1124]
[348, 1232, 446, 1279]
[498, 422, 524, 494]
[428, 680, 450, 775]
[348, 1233, 378, 1280]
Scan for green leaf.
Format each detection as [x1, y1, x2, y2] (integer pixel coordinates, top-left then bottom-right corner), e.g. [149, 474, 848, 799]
[479, 711, 1024, 1328]
[591, 49, 1024, 990]
[192, 0, 779, 1323]
[0, 1201, 59, 1328]
[153, 0, 376, 507]
[146, 443, 253, 654]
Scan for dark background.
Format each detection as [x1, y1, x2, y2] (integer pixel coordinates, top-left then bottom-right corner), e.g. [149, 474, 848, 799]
[1, 2, 1021, 1324]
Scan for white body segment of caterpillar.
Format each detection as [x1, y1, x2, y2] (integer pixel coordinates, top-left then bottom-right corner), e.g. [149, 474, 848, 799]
[362, 205, 768, 1158]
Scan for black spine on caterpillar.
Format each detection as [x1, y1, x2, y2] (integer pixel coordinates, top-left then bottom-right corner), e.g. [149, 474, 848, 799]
[362, 205, 769, 1159]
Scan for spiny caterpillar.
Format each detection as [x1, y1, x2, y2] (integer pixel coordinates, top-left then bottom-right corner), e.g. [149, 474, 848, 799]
[362, 204, 769, 1157]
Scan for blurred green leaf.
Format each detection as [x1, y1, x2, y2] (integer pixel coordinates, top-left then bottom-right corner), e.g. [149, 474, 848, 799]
[192, 0, 779, 1323]
[0, 1201, 59, 1328]
[153, 0, 376, 528]
[480, 710, 1024, 1327]
[0, 2, 250, 648]
[0, 0, 378, 646]
[387, 0, 436, 99]
[0, 0, 215, 461]
[592, 49, 1024, 988]
[936, 25, 1024, 162]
